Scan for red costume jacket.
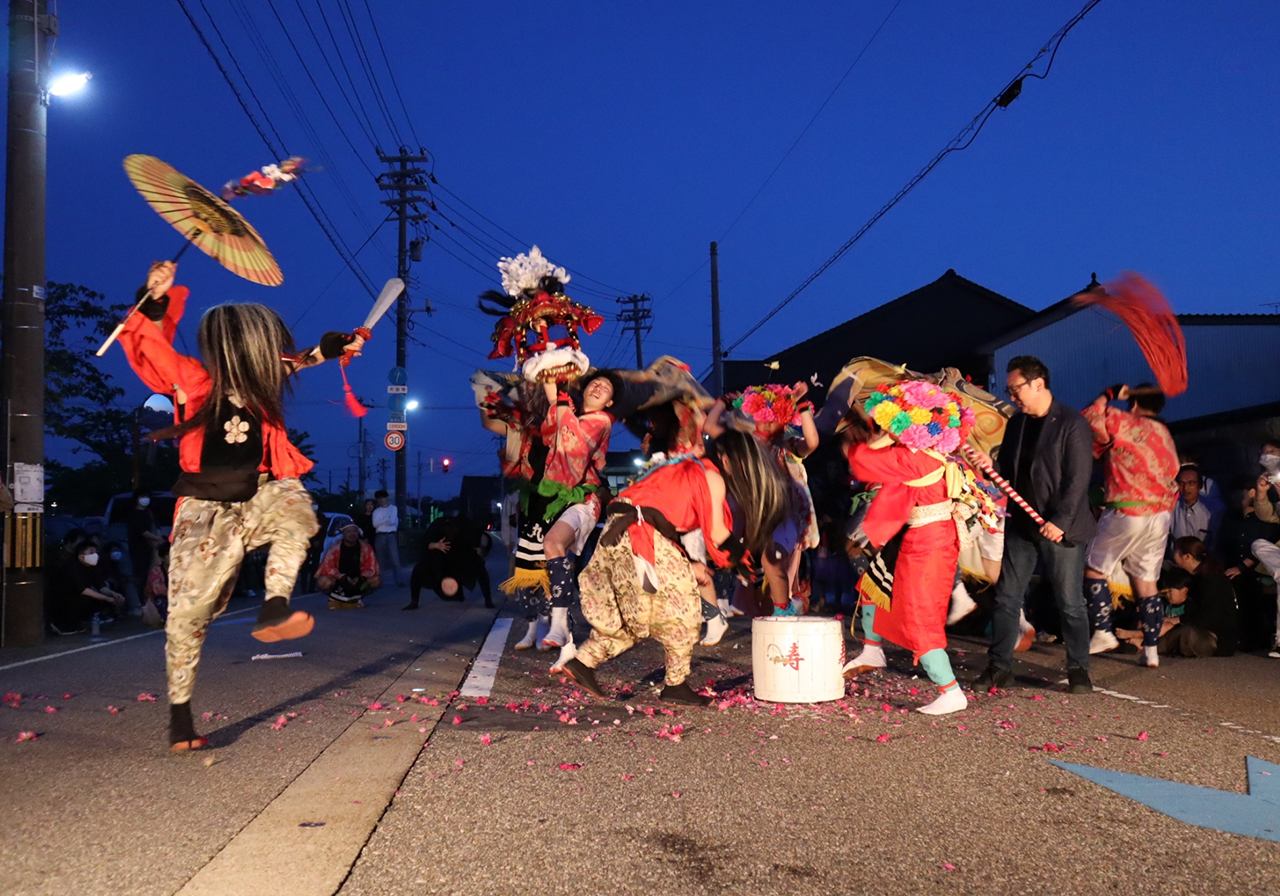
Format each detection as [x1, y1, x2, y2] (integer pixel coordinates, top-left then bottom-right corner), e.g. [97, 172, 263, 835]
[1082, 399, 1178, 516]
[618, 457, 734, 572]
[118, 286, 314, 481]
[540, 390, 612, 519]
[847, 441, 957, 658]
[316, 540, 380, 580]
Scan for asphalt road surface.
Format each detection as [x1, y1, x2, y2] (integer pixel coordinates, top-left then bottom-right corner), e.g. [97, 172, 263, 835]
[3, 562, 1279, 895]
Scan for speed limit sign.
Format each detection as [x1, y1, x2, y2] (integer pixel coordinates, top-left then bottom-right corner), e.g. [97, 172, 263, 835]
[384, 431, 405, 451]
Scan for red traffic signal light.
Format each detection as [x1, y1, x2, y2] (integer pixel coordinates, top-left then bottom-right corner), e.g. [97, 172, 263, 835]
[442, 457, 451, 473]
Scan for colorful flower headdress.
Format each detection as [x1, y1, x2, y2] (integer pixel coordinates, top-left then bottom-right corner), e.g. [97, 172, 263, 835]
[864, 380, 975, 454]
[734, 384, 799, 438]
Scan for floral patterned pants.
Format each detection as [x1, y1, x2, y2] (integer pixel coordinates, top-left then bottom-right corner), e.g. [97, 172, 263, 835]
[165, 478, 318, 704]
[577, 530, 701, 686]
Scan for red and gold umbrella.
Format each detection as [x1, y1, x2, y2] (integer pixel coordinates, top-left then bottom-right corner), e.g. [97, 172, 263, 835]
[98, 155, 283, 356]
[123, 154, 283, 286]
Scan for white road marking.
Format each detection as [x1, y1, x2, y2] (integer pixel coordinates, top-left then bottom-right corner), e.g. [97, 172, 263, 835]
[458, 617, 513, 698]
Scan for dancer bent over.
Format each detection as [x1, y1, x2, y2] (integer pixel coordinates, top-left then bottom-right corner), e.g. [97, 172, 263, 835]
[563, 430, 787, 704]
[842, 382, 978, 715]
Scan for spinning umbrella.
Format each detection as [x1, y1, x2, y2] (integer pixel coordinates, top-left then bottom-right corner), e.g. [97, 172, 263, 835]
[97, 154, 283, 355]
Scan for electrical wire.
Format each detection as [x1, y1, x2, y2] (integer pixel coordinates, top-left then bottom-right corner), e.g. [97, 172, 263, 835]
[292, 216, 390, 327]
[335, 0, 403, 147]
[360, 0, 423, 148]
[293, 0, 380, 150]
[176, 0, 378, 297]
[314, 0, 386, 149]
[724, 0, 1105, 356]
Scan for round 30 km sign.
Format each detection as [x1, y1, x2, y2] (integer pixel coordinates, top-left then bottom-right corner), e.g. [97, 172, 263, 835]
[384, 431, 405, 452]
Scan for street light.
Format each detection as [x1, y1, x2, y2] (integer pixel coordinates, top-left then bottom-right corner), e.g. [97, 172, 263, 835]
[405, 399, 420, 411]
[47, 71, 90, 97]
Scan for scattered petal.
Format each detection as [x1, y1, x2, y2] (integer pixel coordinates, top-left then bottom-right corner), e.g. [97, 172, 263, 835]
[271, 715, 288, 731]
[480, 733, 492, 746]
[451, 715, 462, 725]
[137, 693, 157, 702]
[558, 763, 582, 770]
[1137, 731, 1149, 742]
[876, 734, 891, 743]
[107, 705, 120, 714]
[44, 706, 58, 714]
[943, 863, 956, 871]
[15, 730, 38, 742]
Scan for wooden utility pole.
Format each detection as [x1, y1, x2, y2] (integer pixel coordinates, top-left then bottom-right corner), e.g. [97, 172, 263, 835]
[616, 294, 653, 368]
[377, 150, 429, 515]
[710, 241, 723, 396]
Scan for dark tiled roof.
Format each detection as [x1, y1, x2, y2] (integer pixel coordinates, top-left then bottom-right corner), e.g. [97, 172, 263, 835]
[721, 269, 1035, 391]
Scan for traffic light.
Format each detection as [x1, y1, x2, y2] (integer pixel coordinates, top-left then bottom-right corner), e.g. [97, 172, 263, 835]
[442, 457, 451, 473]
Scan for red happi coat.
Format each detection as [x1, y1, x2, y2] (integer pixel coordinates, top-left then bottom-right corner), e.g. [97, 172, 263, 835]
[539, 391, 612, 521]
[618, 457, 733, 575]
[117, 286, 314, 481]
[847, 441, 958, 658]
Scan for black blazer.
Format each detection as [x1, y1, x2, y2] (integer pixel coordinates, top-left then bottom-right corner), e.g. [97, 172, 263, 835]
[996, 397, 1096, 547]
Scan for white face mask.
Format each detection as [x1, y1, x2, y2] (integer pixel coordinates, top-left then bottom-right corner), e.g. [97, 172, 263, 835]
[82, 552, 99, 567]
[137, 498, 151, 508]
[1260, 454, 1280, 473]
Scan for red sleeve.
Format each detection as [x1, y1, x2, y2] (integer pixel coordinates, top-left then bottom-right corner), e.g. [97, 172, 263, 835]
[117, 286, 209, 400]
[316, 545, 341, 578]
[846, 441, 940, 485]
[1082, 398, 1120, 460]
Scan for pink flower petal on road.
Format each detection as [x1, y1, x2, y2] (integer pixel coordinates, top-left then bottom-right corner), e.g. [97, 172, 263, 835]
[451, 715, 462, 725]
[62, 694, 72, 700]
[476, 696, 489, 705]
[943, 863, 956, 871]
[558, 763, 582, 770]
[15, 730, 38, 742]
[137, 693, 157, 702]
[876, 734, 891, 743]
[481, 733, 492, 746]
[1137, 731, 1149, 742]
[622, 774, 634, 780]
[107, 705, 120, 714]
[44, 706, 58, 714]
[271, 715, 288, 731]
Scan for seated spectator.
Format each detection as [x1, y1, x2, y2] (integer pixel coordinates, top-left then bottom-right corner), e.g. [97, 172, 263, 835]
[1152, 537, 1239, 657]
[49, 539, 126, 635]
[102, 541, 130, 598]
[142, 542, 170, 628]
[405, 513, 493, 610]
[1169, 465, 1217, 550]
[315, 523, 381, 610]
[1217, 475, 1280, 651]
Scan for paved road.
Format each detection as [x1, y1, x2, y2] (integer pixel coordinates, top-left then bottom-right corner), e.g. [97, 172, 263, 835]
[4, 573, 1279, 895]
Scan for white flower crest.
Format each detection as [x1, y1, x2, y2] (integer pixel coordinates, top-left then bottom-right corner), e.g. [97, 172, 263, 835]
[224, 415, 250, 444]
[497, 245, 569, 298]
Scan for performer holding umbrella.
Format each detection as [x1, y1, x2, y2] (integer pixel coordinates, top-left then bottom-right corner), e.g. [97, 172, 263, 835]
[106, 156, 384, 751]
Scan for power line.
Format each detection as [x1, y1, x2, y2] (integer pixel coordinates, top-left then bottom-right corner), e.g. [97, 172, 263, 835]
[178, 0, 378, 296]
[717, 0, 905, 246]
[724, 0, 1105, 356]
[292, 0, 380, 150]
[360, 0, 423, 148]
[292, 216, 390, 327]
[335, 0, 402, 147]
[314, 0, 386, 149]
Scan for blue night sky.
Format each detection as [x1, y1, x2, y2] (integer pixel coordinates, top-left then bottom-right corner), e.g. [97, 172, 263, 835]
[24, 1, 1280, 498]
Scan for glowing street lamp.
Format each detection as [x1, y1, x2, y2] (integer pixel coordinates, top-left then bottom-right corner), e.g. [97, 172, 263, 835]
[48, 71, 91, 97]
[405, 399, 420, 411]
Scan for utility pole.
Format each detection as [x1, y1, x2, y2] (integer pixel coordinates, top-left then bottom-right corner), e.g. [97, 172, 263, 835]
[377, 149, 430, 518]
[709, 241, 724, 397]
[350, 414, 369, 498]
[416, 450, 422, 503]
[377, 457, 389, 491]
[616, 294, 654, 369]
[1, 0, 53, 647]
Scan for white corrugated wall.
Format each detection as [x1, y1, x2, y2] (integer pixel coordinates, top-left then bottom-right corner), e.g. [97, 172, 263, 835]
[991, 307, 1280, 421]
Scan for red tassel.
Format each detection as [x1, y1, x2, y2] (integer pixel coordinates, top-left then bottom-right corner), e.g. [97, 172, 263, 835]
[340, 361, 367, 417]
[1073, 272, 1187, 396]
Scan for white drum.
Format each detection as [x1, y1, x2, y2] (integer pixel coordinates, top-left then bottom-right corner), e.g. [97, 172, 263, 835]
[752, 616, 846, 704]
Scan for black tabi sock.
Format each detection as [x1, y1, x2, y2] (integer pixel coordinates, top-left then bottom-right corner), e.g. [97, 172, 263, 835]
[170, 702, 198, 745]
[256, 596, 293, 627]
[547, 555, 577, 609]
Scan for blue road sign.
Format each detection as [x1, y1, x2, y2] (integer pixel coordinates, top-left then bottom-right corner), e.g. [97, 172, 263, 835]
[387, 393, 407, 414]
[388, 366, 408, 386]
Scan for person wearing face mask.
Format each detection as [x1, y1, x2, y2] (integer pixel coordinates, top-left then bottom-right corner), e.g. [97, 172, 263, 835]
[50, 540, 127, 635]
[128, 489, 164, 600]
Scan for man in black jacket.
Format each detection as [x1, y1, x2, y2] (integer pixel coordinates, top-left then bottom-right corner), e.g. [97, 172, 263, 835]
[978, 356, 1096, 694]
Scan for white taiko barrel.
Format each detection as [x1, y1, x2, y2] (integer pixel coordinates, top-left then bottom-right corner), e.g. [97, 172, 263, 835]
[752, 616, 846, 703]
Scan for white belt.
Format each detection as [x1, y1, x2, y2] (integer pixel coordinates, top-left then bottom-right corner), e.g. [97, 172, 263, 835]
[907, 501, 953, 528]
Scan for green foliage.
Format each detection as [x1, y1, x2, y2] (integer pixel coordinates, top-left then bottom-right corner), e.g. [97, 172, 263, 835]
[44, 281, 132, 464]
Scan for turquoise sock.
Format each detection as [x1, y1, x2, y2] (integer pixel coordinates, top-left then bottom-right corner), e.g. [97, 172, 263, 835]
[918, 648, 959, 692]
[861, 604, 882, 643]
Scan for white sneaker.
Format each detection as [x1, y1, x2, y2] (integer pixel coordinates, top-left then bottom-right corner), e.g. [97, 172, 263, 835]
[842, 643, 886, 678]
[1270, 638, 1280, 659]
[1015, 613, 1036, 653]
[720, 597, 744, 618]
[701, 613, 729, 646]
[917, 687, 968, 715]
[543, 607, 571, 648]
[534, 615, 552, 652]
[549, 640, 577, 673]
[1139, 645, 1159, 668]
[946, 581, 978, 625]
[514, 619, 538, 650]
[1089, 630, 1120, 655]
